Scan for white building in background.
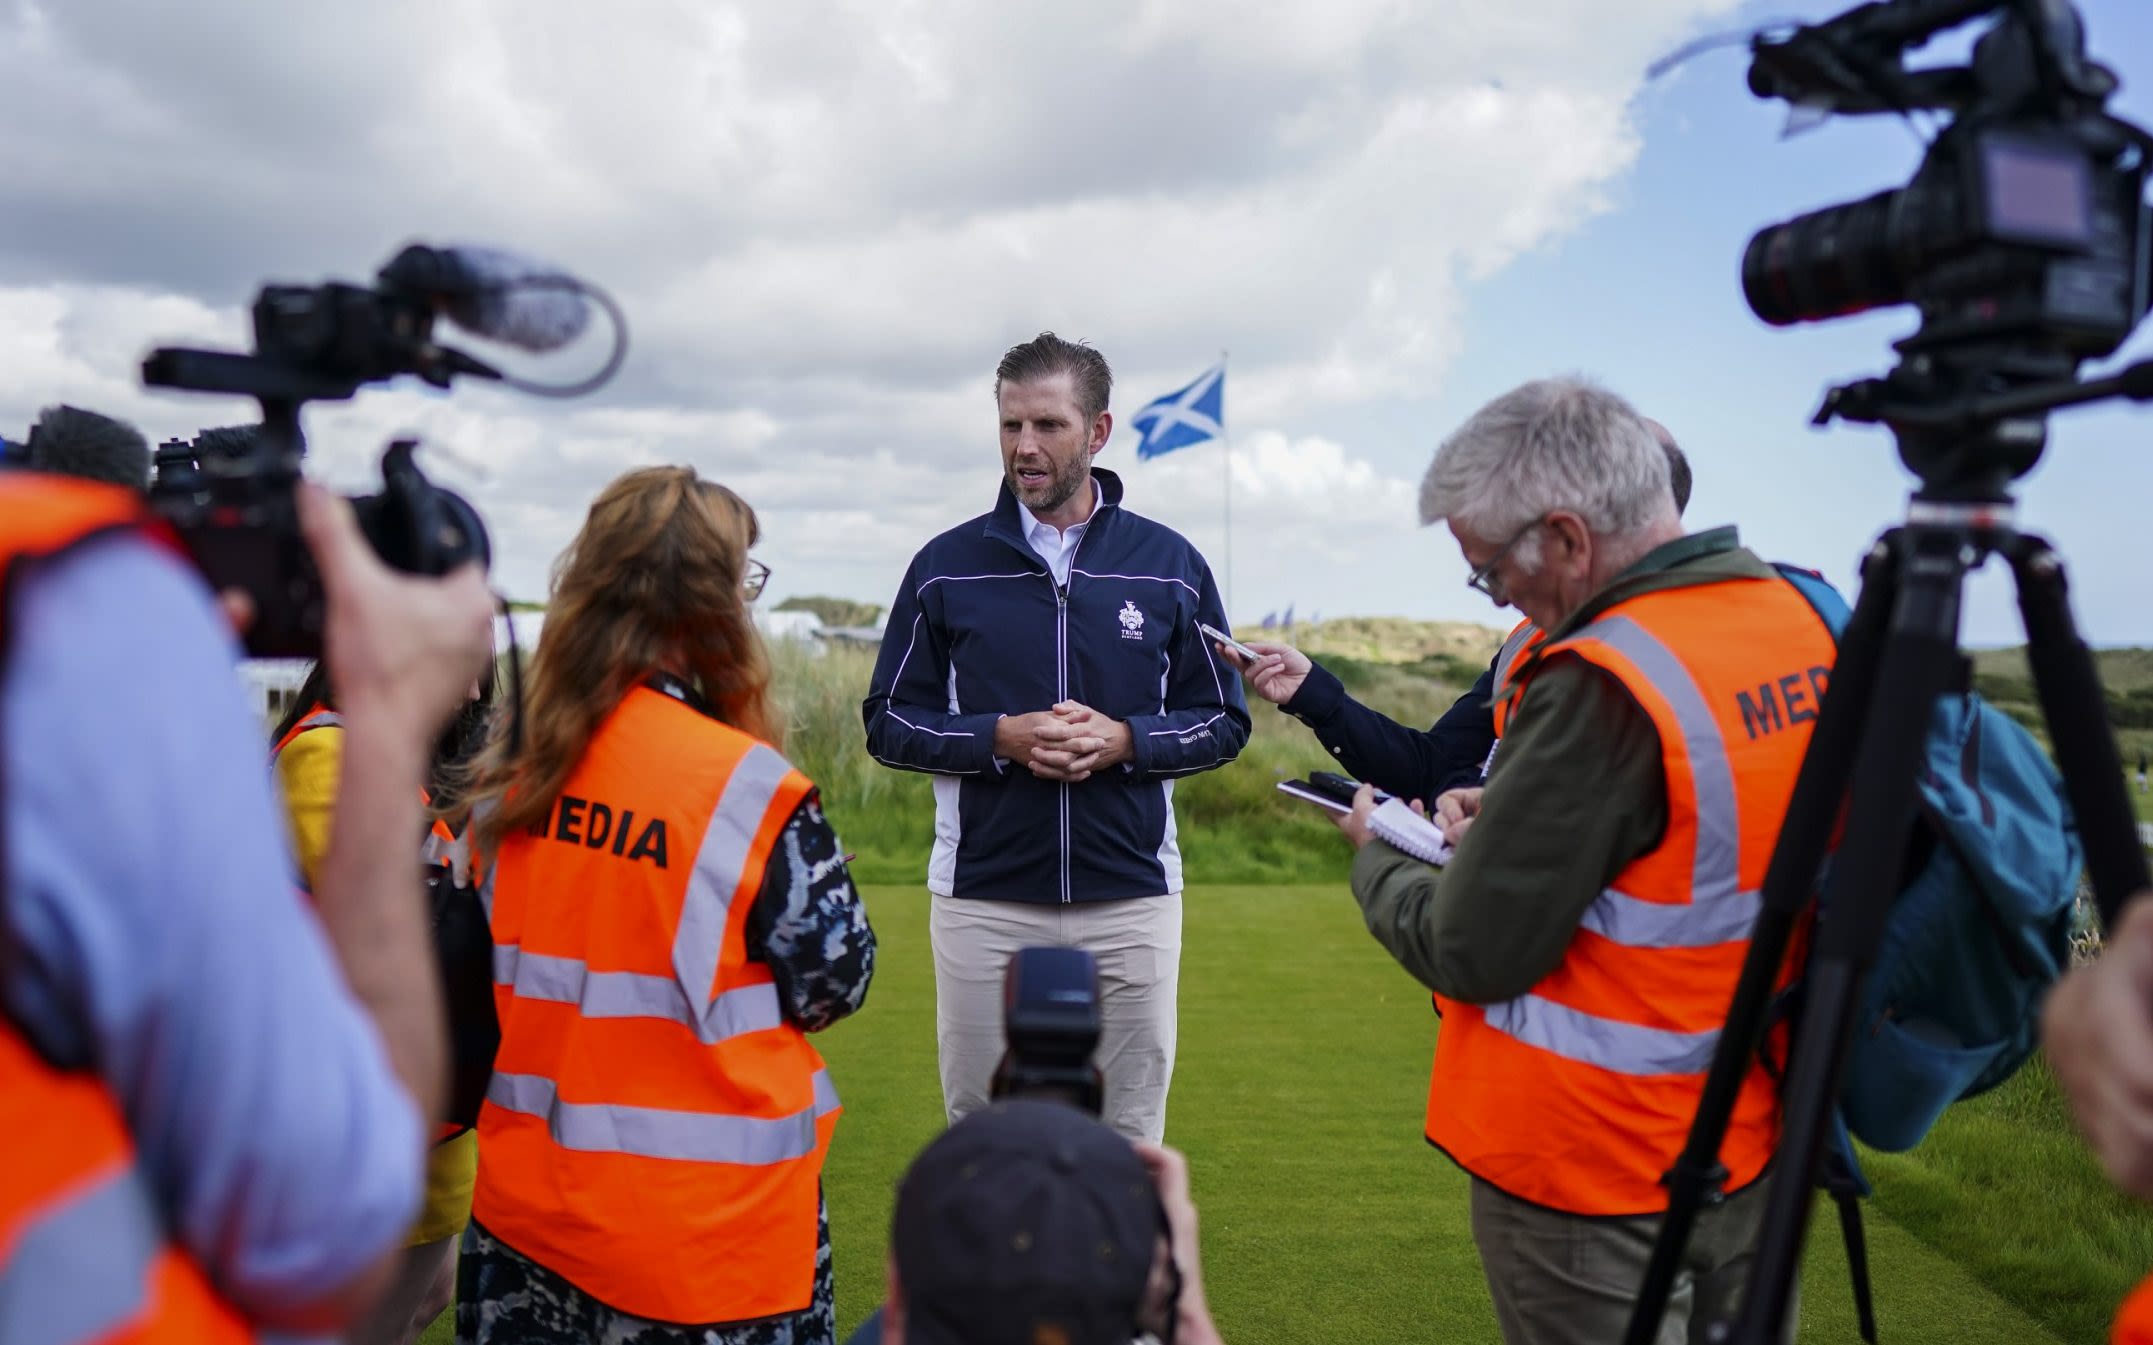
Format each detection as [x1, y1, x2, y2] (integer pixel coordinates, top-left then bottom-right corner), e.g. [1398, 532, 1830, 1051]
[754, 609, 824, 644]
[238, 658, 312, 725]
[490, 608, 828, 652]
[236, 608, 856, 721]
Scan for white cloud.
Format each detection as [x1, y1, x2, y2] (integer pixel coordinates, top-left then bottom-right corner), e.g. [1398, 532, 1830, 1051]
[1117, 431, 1423, 618]
[0, 0, 1740, 612]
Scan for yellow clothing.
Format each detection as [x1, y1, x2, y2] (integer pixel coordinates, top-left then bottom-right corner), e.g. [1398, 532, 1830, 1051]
[274, 726, 342, 890]
[272, 722, 476, 1245]
[409, 1130, 479, 1243]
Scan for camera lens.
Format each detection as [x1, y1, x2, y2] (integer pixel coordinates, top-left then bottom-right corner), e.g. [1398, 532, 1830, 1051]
[1743, 187, 1916, 326]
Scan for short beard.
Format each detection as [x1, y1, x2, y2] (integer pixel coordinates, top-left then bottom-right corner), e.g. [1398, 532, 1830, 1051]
[1008, 455, 1090, 514]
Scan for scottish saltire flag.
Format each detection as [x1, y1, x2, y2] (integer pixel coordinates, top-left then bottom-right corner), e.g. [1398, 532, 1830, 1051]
[1132, 363, 1225, 460]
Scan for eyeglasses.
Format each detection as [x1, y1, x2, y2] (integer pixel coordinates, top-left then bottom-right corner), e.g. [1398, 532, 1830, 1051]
[1464, 519, 1545, 605]
[743, 558, 770, 603]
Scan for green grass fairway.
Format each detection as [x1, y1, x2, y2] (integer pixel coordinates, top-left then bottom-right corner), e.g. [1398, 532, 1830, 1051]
[423, 883, 2144, 1344]
[817, 886, 2098, 1344]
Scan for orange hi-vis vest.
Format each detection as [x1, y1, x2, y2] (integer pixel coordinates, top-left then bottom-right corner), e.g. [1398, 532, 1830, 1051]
[1488, 618, 1546, 742]
[475, 684, 837, 1325]
[1427, 575, 1835, 1215]
[0, 474, 256, 1343]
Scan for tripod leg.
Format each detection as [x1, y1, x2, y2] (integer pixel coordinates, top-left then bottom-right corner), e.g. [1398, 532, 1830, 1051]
[1831, 1183, 1878, 1344]
[2008, 535, 2153, 924]
[1730, 528, 1970, 1344]
[1624, 539, 1899, 1345]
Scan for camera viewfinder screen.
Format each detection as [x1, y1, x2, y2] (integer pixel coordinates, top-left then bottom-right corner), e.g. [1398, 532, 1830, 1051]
[1982, 137, 2094, 247]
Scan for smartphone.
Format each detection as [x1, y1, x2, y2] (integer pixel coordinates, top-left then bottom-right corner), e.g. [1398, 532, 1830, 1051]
[1197, 621, 1261, 664]
[1276, 771, 1392, 813]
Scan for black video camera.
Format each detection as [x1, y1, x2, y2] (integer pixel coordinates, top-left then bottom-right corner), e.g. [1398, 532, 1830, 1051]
[148, 428, 487, 657]
[141, 243, 621, 657]
[1738, 0, 2153, 489]
[989, 947, 1105, 1116]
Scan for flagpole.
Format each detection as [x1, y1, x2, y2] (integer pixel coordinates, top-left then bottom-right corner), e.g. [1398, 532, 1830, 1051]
[1220, 349, 1232, 626]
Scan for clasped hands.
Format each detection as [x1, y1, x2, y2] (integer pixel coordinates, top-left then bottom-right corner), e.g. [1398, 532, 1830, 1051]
[994, 702, 1133, 782]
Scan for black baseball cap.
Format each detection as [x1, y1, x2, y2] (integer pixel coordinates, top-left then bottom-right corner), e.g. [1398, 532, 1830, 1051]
[893, 1101, 1171, 1345]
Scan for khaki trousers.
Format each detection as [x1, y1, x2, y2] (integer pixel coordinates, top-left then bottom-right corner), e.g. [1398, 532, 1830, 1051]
[929, 892, 1182, 1143]
[1468, 1175, 1794, 1345]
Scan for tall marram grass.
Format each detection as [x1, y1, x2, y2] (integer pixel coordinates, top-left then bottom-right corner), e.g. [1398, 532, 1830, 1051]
[764, 640, 1476, 887]
[765, 642, 938, 885]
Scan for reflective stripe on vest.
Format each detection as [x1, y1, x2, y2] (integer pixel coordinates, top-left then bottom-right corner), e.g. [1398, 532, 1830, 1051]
[1488, 620, 1544, 740]
[1484, 995, 1721, 1077]
[267, 708, 345, 766]
[1491, 620, 1537, 698]
[0, 1028, 255, 1345]
[1426, 574, 1830, 1215]
[490, 945, 785, 1045]
[474, 689, 832, 1324]
[671, 744, 798, 1005]
[420, 825, 468, 875]
[485, 1067, 840, 1165]
[1, 1154, 163, 1345]
[1571, 616, 1760, 953]
[0, 475, 255, 1343]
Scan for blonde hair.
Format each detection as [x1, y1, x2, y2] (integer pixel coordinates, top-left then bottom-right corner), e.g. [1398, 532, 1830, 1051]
[464, 466, 778, 850]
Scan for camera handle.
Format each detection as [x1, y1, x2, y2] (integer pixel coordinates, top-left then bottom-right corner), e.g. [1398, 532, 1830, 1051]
[1816, 357, 2153, 432]
[1622, 490, 2151, 1345]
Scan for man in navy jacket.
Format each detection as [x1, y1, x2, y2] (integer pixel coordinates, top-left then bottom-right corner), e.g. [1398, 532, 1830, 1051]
[863, 333, 1249, 1141]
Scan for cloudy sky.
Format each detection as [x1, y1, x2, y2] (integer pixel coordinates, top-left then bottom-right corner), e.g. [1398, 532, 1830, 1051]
[5, 0, 2152, 645]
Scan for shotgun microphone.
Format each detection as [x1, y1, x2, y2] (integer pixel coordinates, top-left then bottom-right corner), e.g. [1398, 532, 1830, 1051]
[378, 243, 594, 353]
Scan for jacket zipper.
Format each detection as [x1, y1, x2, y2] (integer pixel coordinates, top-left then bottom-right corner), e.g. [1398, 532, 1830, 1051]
[1055, 578, 1072, 905]
[1054, 510, 1104, 907]
[1009, 500, 1101, 908]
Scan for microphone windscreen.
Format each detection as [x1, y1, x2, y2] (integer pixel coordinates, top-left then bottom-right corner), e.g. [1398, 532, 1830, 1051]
[28, 405, 152, 490]
[437, 246, 593, 353]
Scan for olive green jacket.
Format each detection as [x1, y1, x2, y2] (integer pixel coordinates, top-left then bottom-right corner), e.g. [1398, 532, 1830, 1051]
[1349, 527, 1789, 1001]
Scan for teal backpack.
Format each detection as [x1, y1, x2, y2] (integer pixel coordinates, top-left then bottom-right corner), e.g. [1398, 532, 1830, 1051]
[1774, 565, 2083, 1338]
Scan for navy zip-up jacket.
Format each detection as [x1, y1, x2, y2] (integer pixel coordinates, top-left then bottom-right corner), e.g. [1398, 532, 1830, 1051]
[862, 469, 1250, 904]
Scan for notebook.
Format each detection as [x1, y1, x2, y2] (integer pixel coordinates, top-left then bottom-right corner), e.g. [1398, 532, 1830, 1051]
[1367, 797, 1454, 866]
[1274, 778, 1454, 866]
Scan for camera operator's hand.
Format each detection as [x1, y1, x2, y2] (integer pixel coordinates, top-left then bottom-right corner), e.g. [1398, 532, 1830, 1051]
[2044, 892, 2153, 1199]
[294, 482, 494, 1138]
[299, 483, 494, 736]
[1238, 641, 1310, 706]
[1132, 1142, 1226, 1345]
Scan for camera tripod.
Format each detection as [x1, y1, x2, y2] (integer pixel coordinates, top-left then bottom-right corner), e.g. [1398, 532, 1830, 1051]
[1622, 362, 2153, 1345]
